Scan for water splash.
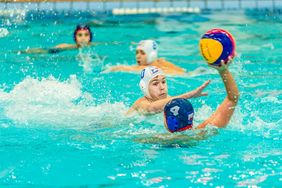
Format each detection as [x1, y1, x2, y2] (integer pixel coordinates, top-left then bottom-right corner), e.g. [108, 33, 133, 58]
[0, 75, 127, 129]
[76, 47, 105, 73]
[0, 28, 9, 38]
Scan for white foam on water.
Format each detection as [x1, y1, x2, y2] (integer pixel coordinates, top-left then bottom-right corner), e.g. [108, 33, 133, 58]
[0, 75, 128, 129]
[237, 175, 268, 187]
[0, 71, 279, 138]
[0, 28, 9, 38]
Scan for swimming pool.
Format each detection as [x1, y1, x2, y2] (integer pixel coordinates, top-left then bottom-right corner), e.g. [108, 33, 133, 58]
[0, 9, 281, 187]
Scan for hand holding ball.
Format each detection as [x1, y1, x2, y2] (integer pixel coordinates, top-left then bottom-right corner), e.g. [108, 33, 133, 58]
[199, 28, 235, 68]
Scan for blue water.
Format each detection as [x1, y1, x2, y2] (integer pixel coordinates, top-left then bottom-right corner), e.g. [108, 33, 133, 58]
[0, 10, 281, 187]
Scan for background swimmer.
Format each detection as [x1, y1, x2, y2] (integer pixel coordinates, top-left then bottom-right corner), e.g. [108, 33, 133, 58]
[108, 40, 189, 75]
[19, 24, 117, 54]
[19, 24, 92, 54]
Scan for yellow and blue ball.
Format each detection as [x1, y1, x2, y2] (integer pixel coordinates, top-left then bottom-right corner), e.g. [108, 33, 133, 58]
[199, 28, 235, 66]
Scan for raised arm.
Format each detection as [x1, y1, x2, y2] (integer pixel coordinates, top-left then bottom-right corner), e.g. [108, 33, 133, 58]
[197, 63, 239, 129]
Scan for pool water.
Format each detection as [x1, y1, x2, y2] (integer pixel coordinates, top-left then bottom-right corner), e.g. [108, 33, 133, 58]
[0, 10, 281, 187]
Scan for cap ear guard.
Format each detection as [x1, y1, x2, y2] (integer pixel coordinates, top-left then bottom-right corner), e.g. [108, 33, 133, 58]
[147, 51, 158, 64]
[164, 115, 179, 133]
[137, 40, 158, 64]
[139, 79, 147, 96]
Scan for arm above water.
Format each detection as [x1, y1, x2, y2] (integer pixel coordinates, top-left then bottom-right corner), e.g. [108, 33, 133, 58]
[128, 80, 210, 115]
[197, 61, 240, 129]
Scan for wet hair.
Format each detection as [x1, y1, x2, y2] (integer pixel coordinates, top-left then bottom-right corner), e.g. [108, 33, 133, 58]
[73, 24, 93, 43]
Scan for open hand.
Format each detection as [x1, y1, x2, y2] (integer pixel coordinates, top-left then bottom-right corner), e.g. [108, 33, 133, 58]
[189, 80, 211, 98]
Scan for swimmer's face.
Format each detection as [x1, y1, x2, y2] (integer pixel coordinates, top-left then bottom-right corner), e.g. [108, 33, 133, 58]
[148, 75, 168, 100]
[75, 29, 91, 46]
[136, 49, 148, 66]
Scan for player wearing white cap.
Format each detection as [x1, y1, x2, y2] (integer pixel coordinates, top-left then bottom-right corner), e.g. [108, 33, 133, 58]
[128, 58, 240, 129]
[109, 40, 186, 75]
[127, 66, 210, 115]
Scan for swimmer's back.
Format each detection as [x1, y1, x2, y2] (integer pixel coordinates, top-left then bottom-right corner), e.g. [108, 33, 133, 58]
[152, 58, 185, 75]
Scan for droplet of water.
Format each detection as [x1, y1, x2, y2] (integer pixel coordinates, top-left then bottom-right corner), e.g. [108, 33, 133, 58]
[0, 28, 9, 38]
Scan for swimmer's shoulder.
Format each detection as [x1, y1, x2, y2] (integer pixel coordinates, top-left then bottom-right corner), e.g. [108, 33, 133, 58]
[153, 58, 185, 74]
[127, 97, 150, 114]
[153, 58, 180, 68]
[152, 58, 168, 65]
[109, 65, 144, 72]
[133, 97, 149, 108]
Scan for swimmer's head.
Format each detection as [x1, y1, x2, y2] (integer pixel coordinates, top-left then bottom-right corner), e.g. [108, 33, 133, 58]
[73, 24, 93, 46]
[139, 66, 167, 100]
[164, 98, 194, 133]
[136, 40, 158, 65]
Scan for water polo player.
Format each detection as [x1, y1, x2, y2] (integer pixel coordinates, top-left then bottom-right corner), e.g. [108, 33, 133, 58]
[20, 24, 94, 54]
[108, 40, 188, 75]
[129, 57, 239, 130]
[127, 66, 210, 115]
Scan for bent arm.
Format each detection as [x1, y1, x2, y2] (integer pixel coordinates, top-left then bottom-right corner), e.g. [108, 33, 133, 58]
[197, 69, 239, 129]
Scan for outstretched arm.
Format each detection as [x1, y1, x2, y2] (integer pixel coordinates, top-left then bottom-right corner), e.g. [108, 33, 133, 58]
[197, 62, 239, 129]
[19, 48, 50, 54]
[130, 80, 210, 115]
[107, 65, 145, 72]
[19, 44, 76, 54]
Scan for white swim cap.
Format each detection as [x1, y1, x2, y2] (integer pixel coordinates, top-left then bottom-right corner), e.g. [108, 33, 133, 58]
[139, 66, 165, 98]
[136, 40, 158, 64]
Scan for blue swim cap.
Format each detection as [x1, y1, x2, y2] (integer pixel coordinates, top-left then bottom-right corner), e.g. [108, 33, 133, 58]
[73, 24, 93, 43]
[164, 98, 194, 133]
